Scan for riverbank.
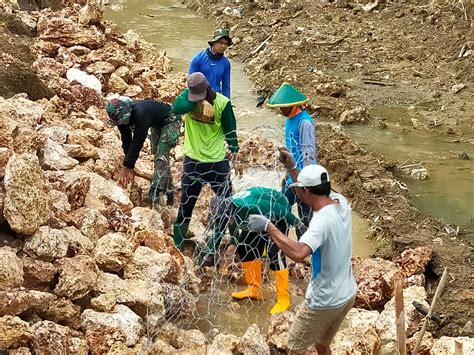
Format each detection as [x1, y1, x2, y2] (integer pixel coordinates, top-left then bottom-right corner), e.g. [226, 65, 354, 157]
[185, 0, 474, 338]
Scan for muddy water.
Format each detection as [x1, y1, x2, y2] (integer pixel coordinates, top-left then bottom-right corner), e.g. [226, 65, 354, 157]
[105, 0, 373, 335]
[346, 107, 474, 238]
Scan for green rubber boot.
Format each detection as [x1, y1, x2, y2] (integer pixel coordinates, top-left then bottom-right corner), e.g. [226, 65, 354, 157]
[173, 222, 189, 250]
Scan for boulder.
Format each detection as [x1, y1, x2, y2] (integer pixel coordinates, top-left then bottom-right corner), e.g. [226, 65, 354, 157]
[430, 336, 474, 354]
[108, 73, 129, 93]
[0, 290, 56, 317]
[152, 323, 207, 353]
[40, 126, 70, 144]
[123, 246, 181, 284]
[70, 207, 109, 243]
[103, 203, 131, 233]
[93, 272, 165, 325]
[37, 14, 105, 49]
[207, 333, 240, 354]
[54, 254, 98, 300]
[0, 148, 11, 178]
[45, 171, 90, 210]
[395, 246, 432, 278]
[238, 324, 270, 354]
[332, 308, 381, 354]
[37, 298, 81, 326]
[90, 293, 117, 313]
[0, 247, 23, 290]
[266, 311, 295, 351]
[31, 321, 71, 355]
[3, 154, 50, 235]
[6, 347, 32, 354]
[352, 257, 398, 308]
[94, 232, 134, 272]
[376, 286, 429, 349]
[69, 84, 105, 112]
[20, 255, 57, 287]
[160, 283, 196, 320]
[68, 336, 89, 355]
[0, 95, 44, 128]
[81, 305, 144, 347]
[49, 189, 72, 228]
[130, 207, 164, 231]
[39, 138, 78, 170]
[64, 226, 95, 254]
[84, 325, 127, 355]
[133, 229, 184, 266]
[23, 226, 69, 261]
[86, 61, 115, 75]
[0, 316, 33, 351]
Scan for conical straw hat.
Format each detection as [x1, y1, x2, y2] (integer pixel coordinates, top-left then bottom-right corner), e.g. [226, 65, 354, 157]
[266, 82, 308, 108]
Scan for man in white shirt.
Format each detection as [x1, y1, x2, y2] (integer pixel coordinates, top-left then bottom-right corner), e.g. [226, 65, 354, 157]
[247, 148, 357, 354]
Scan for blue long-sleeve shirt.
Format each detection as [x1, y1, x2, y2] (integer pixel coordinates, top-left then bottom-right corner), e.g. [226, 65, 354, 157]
[189, 49, 231, 99]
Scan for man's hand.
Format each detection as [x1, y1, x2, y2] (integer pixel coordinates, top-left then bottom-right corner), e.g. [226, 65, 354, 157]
[278, 147, 296, 170]
[118, 166, 135, 187]
[200, 100, 214, 119]
[247, 215, 270, 232]
[228, 152, 243, 176]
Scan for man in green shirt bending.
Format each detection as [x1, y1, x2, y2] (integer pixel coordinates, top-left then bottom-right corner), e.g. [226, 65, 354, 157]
[208, 187, 305, 314]
[172, 72, 239, 251]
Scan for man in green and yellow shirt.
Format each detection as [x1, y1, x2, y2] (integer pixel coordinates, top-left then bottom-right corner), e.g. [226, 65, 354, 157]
[172, 72, 239, 251]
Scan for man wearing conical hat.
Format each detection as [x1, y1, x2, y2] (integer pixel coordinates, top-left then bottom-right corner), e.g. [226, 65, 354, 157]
[189, 28, 232, 99]
[267, 82, 317, 228]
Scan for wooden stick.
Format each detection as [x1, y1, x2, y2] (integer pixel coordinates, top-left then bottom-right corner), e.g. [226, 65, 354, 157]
[455, 340, 464, 355]
[250, 34, 273, 56]
[412, 268, 449, 354]
[394, 273, 407, 355]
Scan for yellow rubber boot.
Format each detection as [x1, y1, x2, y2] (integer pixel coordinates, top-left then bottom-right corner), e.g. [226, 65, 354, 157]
[231, 260, 263, 300]
[270, 269, 291, 314]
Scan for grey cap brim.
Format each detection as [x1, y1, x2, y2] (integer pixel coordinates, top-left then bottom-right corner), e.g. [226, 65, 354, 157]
[188, 90, 207, 102]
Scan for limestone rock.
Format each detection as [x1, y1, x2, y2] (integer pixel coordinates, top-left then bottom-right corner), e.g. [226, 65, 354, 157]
[93, 272, 165, 325]
[152, 323, 207, 353]
[133, 229, 184, 267]
[7, 347, 32, 354]
[69, 84, 105, 112]
[124, 85, 142, 97]
[80, 305, 144, 347]
[430, 336, 474, 354]
[266, 311, 295, 351]
[23, 226, 69, 261]
[54, 255, 98, 300]
[20, 255, 57, 287]
[91, 293, 117, 313]
[395, 246, 432, 278]
[207, 333, 240, 354]
[86, 61, 115, 75]
[376, 286, 428, 348]
[124, 246, 180, 284]
[0, 148, 12, 178]
[94, 232, 134, 272]
[0, 96, 44, 128]
[37, 298, 81, 325]
[238, 324, 270, 354]
[315, 82, 346, 97]
[70, 207, 109, 243]
[31, 321, 71, 355]
[40, 126, 70, 144]
[0, 290, 56, 317]
[130, 207, 164, 232]
[3, 154, 51, 235]
[160, 283, 197, 320]
[352, 257, 398, 308]
[39, 138, 78, 170]
[68, 336, 89, 355]
[49, 189, 71, 228]
[84, 325, 127, 355]
[64, 226, 95, 254]
[0, 316, 33, 351]
[37, 14, 105, 49]
[108, 73, 129, 93]
[333, 308, 381, 354]
[0, 247, 23, 290]
[103, 203, 131, 233]
[46, 171, 90, 210]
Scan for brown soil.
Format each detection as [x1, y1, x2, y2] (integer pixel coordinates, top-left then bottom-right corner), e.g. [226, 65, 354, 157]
[186, 0, 473, 337]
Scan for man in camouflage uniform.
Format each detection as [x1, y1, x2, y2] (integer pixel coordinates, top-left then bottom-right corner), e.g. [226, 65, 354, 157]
[106, 96, 181, 206]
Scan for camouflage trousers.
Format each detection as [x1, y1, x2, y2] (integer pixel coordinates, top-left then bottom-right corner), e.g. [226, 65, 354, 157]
[149, 117, 181, 206]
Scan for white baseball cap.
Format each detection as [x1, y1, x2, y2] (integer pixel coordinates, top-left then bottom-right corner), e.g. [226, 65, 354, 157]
[289, 164, 330, 188]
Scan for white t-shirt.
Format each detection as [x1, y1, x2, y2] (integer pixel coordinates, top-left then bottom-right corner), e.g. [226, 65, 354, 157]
[300, 193, 357, 309]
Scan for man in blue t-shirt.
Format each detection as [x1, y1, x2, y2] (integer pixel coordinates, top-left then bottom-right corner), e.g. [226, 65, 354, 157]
[247, 148, 356, 354]
[189, 28, 232, 99]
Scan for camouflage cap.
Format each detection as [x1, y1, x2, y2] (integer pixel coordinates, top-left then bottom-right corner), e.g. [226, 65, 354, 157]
[208, 28, 233, 46]
[106, 96, 132, 125]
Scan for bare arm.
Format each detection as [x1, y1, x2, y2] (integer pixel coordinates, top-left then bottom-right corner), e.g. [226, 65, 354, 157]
[267, 222, 312, 263]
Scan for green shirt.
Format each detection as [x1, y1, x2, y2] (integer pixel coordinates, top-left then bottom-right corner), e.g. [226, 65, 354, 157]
[231, 187, 299, 227]
[172, 88, 239, 162]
